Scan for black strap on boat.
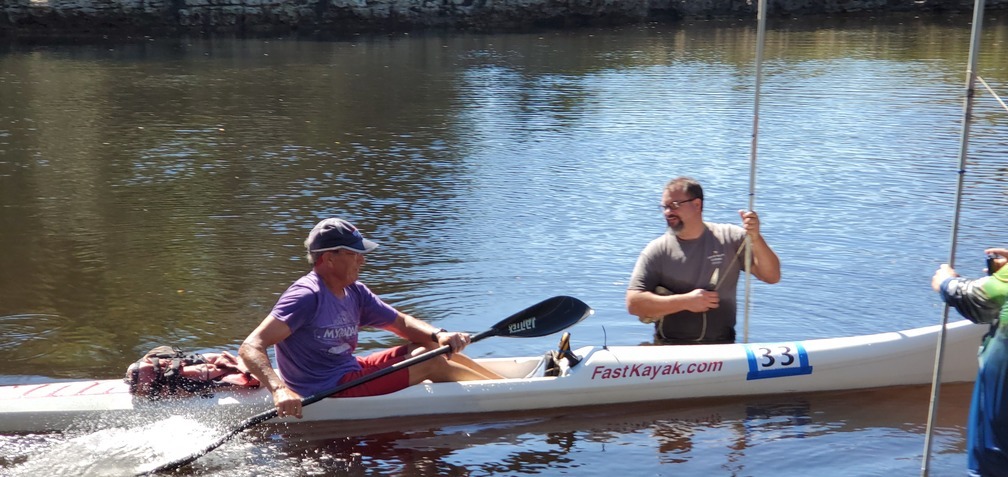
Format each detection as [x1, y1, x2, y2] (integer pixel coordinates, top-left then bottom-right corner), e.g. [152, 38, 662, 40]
[131, 346, 216, 398]
[128, 361, 140, 395]
[165, 357, 184, 395]
[557, 332, 581, 367]
[150, 355, 163, 397]
[543, 332, 581, 376]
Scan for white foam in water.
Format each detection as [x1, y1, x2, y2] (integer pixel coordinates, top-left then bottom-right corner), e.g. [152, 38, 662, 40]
[8, 415, 226, 476]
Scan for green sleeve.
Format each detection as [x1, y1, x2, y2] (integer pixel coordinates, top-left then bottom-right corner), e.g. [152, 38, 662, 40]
[939, 268, 1008, 325]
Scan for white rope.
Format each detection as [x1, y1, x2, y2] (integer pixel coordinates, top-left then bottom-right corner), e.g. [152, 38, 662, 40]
[977, 76, 1008, 112]
[921, 0, 986, 474]
[744, 0, 768, 344]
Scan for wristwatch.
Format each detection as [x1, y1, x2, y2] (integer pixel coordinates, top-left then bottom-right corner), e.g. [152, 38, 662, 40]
[430, 328, 447, 342]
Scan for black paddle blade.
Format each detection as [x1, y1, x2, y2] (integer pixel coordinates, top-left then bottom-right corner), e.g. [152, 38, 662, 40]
[482, 296, 593, 340]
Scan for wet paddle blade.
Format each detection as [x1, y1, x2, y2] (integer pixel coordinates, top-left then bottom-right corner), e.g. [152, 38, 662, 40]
[482, 295, 593, 339]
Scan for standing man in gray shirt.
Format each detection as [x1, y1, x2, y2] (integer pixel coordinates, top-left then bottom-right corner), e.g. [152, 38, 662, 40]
[626, 176, 781, 344]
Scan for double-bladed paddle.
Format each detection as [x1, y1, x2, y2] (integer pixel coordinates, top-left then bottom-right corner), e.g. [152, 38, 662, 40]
[139, 295, 593, 475]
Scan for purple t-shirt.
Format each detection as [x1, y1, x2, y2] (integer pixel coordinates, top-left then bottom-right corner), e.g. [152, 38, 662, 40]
[270, 271, 397, 396]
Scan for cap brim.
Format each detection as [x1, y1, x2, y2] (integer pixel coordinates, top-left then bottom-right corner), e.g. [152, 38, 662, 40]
[310, 239, 379, 254]
[358, 239, 379, 253]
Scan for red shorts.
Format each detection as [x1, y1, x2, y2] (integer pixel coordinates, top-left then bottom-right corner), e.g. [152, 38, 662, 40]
[333, 345, 411, 397]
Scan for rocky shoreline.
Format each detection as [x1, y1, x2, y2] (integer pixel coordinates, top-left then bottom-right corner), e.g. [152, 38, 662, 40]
[2, 0, 1006, 38]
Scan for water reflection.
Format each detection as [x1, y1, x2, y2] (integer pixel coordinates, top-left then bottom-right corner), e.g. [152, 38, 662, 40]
[0, 11, 1005, 476]
[1, 19, 1005, 376]
[243, 383, 970, 476]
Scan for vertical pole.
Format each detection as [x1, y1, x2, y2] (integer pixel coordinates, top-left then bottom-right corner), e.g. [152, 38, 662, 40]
[921, 0, 985, 474]
[744, 0, 768, 343]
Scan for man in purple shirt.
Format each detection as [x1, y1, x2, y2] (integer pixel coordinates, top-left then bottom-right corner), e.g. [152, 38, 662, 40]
[240, 218, 502, 419]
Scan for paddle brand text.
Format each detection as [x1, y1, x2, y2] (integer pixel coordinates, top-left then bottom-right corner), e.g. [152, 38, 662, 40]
[590, 360, 724, 381]
[508, 317, 536, 334]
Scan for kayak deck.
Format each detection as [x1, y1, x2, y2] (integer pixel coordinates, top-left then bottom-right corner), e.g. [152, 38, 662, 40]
[0, 319, 985, 434]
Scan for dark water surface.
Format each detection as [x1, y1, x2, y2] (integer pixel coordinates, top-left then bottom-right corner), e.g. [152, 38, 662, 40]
[1, 12, 1007, 476]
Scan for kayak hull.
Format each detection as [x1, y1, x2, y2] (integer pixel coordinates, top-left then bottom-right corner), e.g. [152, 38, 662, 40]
[0, 319, 985, 433]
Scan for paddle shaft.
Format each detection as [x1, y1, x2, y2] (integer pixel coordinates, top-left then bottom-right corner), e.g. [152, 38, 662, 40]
[143, 334, 485, 474]
[260, 342, 459, 425]
[303, 330, 492, 407]
[139, 295, 592, 475]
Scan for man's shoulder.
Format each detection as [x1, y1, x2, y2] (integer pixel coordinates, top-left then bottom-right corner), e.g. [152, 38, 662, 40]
[282, 272, 318, 294]
[642, 231, 675, 252]
[348, 280, 376, 297]
[704, 222, 745, 241]
[272, 274, 321, 324]
[290, 271, 321, 287]
[704, 221, 742, 232]
[348, 282, 394, 309]
[980, 273, 1008, 302]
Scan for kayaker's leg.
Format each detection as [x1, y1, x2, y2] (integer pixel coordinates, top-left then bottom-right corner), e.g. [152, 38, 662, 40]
[444, 353, 504, 380]
[327, 346, 411, 397]
[405, 349, 501, 383]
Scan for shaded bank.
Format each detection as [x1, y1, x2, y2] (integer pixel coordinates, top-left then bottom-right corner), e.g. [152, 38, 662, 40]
[2, 0, 1008, 38]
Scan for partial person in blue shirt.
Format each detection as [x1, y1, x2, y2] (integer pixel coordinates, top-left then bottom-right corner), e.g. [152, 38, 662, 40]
[932, 248, 1008, 477]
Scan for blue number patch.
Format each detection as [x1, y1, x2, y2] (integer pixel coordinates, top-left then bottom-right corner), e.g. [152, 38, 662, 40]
[744, 342, 813, 380]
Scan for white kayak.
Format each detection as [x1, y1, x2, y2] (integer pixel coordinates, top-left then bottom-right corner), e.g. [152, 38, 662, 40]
[0, 318, 986, 434]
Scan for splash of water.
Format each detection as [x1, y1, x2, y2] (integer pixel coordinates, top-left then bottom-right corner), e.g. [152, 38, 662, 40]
[7, 415, 227, 476]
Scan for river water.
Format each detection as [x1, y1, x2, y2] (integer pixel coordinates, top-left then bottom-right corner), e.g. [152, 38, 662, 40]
[1, 11, 1006, 476]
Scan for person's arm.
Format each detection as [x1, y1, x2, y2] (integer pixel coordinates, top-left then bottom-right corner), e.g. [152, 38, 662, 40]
[384, 311, 471, 355]
[739, 210, 781, 284]
[931, 263, 1002, 325]
[238, 316, 304, 418]
[626, 287, 720, 321]
[625, 243, 720, 321]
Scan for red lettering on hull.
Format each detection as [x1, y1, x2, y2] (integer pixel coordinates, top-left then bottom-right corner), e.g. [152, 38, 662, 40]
[590, 361, 724, 381]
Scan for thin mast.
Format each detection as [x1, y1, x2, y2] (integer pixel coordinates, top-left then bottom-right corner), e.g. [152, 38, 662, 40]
[921, 0, 986, 474]
[744, 0, 768, 343]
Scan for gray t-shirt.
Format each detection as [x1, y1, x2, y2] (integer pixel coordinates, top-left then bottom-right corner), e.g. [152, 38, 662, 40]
[628, 222, 747, 343]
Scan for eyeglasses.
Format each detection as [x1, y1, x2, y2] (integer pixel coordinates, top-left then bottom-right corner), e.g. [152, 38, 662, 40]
[660, 197, 699, 212]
